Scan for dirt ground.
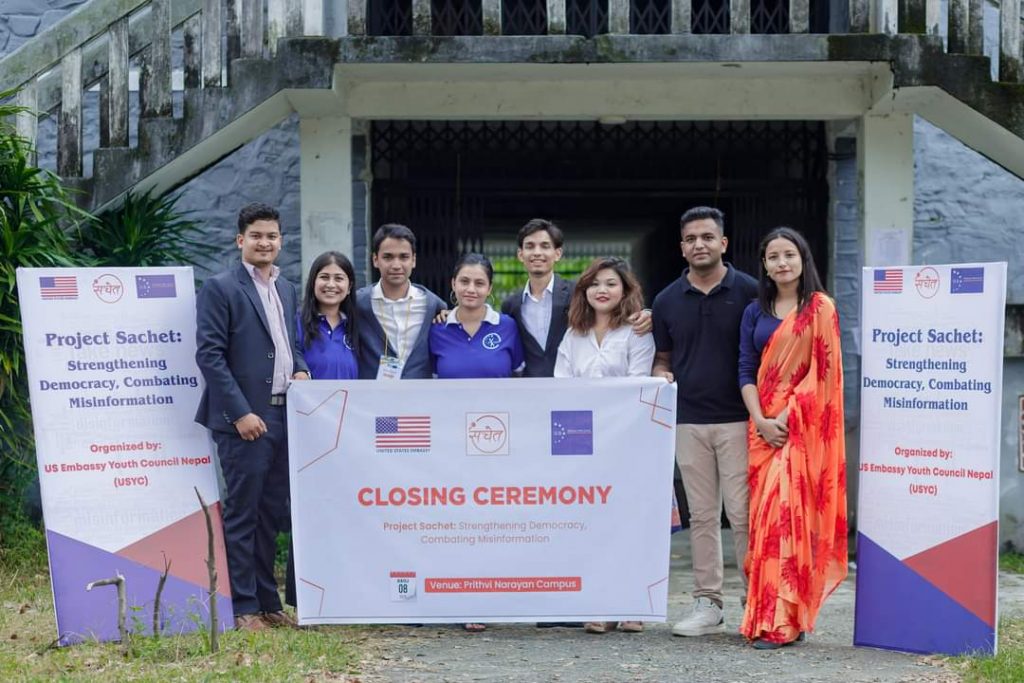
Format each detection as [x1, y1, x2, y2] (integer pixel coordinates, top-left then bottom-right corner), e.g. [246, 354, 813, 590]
[351, 531, 1023, 683]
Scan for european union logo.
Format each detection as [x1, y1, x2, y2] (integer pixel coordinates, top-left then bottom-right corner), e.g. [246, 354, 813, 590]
[950, 267, 984, 294]
[136, 274, 177, 299]
[551, 410, 593, 456]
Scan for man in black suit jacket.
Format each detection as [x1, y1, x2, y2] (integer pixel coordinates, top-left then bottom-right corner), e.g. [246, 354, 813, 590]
[195, 203, 309, 631]
[502, 219, 653, 377]
[501, 219, 572, 378]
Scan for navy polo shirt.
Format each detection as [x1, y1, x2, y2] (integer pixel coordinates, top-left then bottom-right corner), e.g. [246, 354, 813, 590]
[429, 306, 525, 379]
[296, 314, 359, 380]
[652, 264, 758, 424]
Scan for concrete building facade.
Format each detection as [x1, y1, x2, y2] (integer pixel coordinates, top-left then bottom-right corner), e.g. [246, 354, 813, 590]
[2, 0, 1022, 548]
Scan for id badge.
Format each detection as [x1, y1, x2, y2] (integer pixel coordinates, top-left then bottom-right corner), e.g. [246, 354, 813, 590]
[377, 355, 405, 380]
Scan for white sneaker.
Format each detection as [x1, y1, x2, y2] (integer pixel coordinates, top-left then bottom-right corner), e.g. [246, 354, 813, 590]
[671, 597, 726, 637]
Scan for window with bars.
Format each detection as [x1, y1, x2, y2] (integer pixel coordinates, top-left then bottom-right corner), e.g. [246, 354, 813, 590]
[503, 0, 548, 34]
[369, 0, 413, 35]
[366, 0, 829, 35]
[432, 0, 483, 35]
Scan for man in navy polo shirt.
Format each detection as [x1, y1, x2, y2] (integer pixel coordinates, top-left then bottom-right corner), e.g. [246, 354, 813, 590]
[652, 206, 758, 638]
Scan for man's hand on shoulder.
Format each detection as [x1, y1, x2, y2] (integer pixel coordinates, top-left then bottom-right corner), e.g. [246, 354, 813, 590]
[234, 413, 267, 441]
[432, 309, 450, 325]
[628, 309, 653, 335]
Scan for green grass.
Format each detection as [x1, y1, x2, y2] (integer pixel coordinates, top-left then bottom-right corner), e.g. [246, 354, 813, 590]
[1000, 552, 1024, 575]
[949, 618, 1024, 682]
[0, 562, 367, 682]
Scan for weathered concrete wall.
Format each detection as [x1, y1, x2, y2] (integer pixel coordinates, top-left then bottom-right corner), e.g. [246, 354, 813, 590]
[914, 118, 1024, 302]
[176, 115, 303, 284]
[1, 0, 304, 283]
[0, 0, 79, 55]
[914, 115, 1024, 551]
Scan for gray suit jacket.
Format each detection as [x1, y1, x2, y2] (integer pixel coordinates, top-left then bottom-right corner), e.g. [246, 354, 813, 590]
[354, 283, 446, 379]
[501, 274, 573, 378]
[194, 261, 308, 432]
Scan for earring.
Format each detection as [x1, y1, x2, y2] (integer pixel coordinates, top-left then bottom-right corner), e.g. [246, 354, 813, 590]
[449, 290, 458, 306]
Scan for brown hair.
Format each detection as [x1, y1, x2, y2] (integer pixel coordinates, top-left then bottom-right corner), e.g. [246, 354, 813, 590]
[567, 257, 644, 334]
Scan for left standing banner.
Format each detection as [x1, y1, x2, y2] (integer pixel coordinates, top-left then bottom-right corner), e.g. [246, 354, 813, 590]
[16, 268, 232, 645]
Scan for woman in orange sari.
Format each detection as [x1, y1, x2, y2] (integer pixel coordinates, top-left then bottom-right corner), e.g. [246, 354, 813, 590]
[737, 227, 847, 649]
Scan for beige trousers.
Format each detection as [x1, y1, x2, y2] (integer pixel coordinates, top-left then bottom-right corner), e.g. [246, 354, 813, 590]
[675, 422, 749, 604]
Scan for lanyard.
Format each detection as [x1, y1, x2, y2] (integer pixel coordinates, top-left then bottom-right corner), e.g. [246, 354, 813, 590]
[374, 295, 415, 361]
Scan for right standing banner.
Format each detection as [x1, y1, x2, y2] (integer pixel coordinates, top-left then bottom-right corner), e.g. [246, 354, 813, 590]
[855, 262, 1007, 655]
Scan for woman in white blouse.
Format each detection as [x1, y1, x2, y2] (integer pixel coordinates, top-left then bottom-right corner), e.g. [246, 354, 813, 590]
[554, 257, 655, 381]
[553, 257, 656, 635]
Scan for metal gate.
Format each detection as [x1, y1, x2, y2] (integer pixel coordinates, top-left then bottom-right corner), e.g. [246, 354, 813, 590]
[370, 120, 828, 300]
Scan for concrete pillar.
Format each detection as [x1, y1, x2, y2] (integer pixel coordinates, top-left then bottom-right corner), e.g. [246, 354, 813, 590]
[858, 113, 914, 266]
[299, 116, 354, 283]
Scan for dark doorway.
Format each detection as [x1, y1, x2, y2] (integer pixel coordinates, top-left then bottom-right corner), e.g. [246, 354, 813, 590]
[370, 120, 829, 302]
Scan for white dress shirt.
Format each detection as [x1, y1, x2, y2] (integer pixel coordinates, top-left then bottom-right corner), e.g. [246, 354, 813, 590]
[371, 281, 428, 362]
[520, 275, 555, 350]
[553, 326, 656, 378]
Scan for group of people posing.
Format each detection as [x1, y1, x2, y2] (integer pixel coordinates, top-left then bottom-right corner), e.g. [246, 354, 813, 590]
[194, 203, 847, 649]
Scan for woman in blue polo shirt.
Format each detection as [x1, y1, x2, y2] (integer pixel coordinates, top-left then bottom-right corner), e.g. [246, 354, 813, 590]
[429, 253, 523, 633]
[296, 251, 360, 380]
[429, 253, 524, 381]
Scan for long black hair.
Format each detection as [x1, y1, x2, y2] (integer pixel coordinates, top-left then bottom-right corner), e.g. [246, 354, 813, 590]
[301, 251, 359, 355]
[756, 227, 826, 316]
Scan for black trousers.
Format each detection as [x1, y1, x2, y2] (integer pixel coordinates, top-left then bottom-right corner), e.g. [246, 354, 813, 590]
[213, 406, 290, 616]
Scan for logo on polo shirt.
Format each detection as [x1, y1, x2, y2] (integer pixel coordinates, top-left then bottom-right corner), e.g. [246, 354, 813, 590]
[481, 333, 501, 350]
[466, 412, 509, 455]
[551, 411, 593, 456]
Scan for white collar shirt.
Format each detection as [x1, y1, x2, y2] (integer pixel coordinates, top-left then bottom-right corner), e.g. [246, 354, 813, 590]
[520, 274, 555, 350]
[371, 281, 428, 362]
[444, 304, 501, 327]
[553, 326, 656, 379]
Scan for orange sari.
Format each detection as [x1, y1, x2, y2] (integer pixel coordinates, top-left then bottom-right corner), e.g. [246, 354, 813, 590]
[740, 292, 847, 644]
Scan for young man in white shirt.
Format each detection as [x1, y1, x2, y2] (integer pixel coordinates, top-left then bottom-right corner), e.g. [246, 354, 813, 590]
[354, 224, 446, 379]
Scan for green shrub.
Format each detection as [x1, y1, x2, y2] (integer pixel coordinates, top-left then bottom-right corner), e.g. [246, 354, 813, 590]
[0, 89, 84, 560]
[76, 189, 218, 269]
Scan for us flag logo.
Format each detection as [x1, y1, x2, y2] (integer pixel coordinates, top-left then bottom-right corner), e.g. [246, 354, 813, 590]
[873, 269, 903, 294]
[39, 276, 78, 300]
[375, 416, 431, 450]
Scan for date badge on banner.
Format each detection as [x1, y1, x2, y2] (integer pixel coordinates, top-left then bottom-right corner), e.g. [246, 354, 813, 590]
[390, 571, 417, 601]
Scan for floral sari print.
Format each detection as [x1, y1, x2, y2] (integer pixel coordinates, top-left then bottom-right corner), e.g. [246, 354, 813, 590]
[740, 292, 847, 644]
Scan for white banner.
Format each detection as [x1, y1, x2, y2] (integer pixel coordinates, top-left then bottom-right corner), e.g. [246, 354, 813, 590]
[855, 262, 1006, 656]
[17, 267, 230, 645]
[288, 377, 677, 624]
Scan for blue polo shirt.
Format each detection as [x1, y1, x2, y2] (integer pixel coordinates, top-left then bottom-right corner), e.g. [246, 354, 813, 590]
[296, 314, 358, 380]
[652, 264, 758, 424]
[429, 306, 525, 379]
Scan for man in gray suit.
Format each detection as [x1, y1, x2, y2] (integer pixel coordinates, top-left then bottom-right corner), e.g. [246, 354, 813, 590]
[354, 223, 445, 379]
[195, 202, 309, 631]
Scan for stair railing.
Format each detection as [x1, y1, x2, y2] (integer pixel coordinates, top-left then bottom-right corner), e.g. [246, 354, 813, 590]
[1, 0, 323, 178]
